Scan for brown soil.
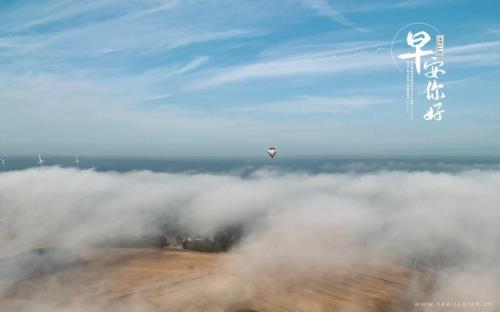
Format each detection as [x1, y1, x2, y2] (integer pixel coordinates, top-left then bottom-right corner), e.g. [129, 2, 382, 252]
[0, 248, 434, 312]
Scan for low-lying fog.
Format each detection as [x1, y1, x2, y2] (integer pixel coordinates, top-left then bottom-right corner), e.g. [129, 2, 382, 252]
[1, 167, 499, 309]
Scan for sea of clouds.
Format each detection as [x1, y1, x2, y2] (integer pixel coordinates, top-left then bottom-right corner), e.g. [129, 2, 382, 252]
[0, 167, 499, 310]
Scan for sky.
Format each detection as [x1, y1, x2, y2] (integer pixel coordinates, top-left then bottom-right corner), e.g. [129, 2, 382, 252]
[0, 0, 499, 157]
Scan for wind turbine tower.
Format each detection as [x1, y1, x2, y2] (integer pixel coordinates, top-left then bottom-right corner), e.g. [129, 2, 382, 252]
[37, 154, 46, 168]
[73, 154, 81, 169]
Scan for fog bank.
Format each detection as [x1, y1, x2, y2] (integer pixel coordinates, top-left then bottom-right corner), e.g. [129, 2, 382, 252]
[1, 167, 499, 309]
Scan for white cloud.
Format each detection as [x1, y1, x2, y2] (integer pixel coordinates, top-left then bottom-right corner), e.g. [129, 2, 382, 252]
[447, 40, 500, 54]
[0, 168, 499, 306]
[189, 48, 392, 89]
[175, 56, 210, 74]
[238, 95, 393, 114]
[298, 0, 353, 26]
[184, 38, 500, 90]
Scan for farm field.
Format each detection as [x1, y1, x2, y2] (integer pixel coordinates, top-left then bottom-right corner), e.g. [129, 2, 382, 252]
[1, 248, 430, 312]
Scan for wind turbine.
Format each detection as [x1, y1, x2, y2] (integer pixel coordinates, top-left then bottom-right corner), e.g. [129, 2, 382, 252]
[0, 158, 5, 171]
[37, 154, 46, 168]
[73, 154, 81, 168]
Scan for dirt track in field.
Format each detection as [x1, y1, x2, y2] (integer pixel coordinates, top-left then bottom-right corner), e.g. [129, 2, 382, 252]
[1, 248, 433, 312]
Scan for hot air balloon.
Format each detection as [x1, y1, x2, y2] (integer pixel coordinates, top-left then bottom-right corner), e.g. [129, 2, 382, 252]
[267, 146, 276, 159]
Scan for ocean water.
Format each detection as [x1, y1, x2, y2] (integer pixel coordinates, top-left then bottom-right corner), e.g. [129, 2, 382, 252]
[1, 156, 500, 175]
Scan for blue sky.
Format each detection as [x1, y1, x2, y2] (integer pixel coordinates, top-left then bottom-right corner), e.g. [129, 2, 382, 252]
[0, 0, 499, 157]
